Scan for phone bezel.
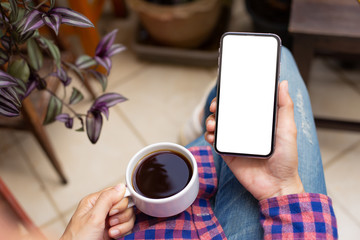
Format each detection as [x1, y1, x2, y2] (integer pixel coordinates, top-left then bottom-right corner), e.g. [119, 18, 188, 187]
[214, 32, 282, 158]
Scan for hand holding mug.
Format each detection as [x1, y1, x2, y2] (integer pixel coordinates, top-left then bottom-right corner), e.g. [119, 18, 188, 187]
[60, 184, 135, 240]
[205, 81, 304, 201]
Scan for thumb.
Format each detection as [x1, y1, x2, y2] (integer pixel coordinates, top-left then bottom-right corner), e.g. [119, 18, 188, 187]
[91, 184, 126, 221]
[277, 81, 296, 133]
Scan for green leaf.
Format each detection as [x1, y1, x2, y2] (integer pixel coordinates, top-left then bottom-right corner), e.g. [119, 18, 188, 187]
[27, 38, 43, 70]
[69, 87, 84, 105]
[63, 62, 84, 82]
[75, 55, 97, 69]
[76, 126, 84, 132]
[13, 8, 25, 25]
[39, 37, 61, 69]
[89, 70, 107, 92]
[43, 95, 63, 125]
[9, 0, 18, 22]
[8, 59, 30, 83]
[0, 3, 11, 10]
[49, 0, 55, 9]
[76, 117, 84, 131]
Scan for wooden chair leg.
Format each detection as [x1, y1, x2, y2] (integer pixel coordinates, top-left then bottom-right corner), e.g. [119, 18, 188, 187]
[22, 98, 68, 184]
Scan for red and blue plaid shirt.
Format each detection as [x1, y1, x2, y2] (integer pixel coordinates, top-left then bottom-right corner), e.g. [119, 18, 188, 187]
[120, 146, 337, 239]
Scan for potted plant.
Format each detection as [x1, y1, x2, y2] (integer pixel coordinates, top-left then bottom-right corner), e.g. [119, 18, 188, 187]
[0, 0, 126, 144]
[127, 0, 222, 48]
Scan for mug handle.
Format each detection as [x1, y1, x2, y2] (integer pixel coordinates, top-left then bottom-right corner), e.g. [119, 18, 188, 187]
[124, 187, 135, 208]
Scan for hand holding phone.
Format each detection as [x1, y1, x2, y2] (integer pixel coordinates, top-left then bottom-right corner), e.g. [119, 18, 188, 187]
[206, 80, 304, 201]
[214, 32, 281, 158]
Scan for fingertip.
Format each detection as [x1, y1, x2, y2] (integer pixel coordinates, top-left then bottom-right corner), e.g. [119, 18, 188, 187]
[210, 99, 217, 113]
[109, 228, 120, 238]
[205, 132, 215, 144]
[281, 80, 288, 92]
[114, 183, 125, 193]
[206, 118, 215, 132]
[279, 80, 293, 108]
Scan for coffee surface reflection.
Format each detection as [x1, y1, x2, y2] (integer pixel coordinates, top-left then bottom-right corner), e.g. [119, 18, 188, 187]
[133, 150, 192, 199]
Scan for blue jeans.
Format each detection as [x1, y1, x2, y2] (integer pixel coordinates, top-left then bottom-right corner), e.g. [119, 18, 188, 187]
[186, 47, 327, 240]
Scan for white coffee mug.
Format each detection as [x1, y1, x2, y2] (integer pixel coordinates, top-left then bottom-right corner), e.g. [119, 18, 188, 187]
[124, 142, 199, 217]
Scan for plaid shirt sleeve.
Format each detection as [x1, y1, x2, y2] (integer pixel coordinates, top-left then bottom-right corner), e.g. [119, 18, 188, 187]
[259, 193, 338, 239]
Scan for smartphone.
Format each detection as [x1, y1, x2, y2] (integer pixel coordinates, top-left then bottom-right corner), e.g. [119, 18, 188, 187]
[214, 32, 281, 158]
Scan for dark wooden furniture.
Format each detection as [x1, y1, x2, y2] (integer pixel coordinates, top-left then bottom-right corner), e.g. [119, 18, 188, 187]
[289, 0, 360, 132]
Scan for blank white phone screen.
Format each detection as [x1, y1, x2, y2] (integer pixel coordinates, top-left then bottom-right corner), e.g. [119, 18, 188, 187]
[216, 34, 280, 156]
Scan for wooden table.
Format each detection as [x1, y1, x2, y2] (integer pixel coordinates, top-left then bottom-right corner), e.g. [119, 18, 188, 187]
[289, 0, 360, 131]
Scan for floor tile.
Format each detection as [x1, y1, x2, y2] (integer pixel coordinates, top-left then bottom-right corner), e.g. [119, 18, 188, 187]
[317, 129, 360, 166]
[106, 50, 149, 89]
[0, 129, 16, 154]
[62, 206, 77, 227]
[308, 76, 360, 121]
[327, 60, 360, 91]
[40, 218, 66, 240]
[324, 142, 360, 223]
[308, 58, 360, 121]
[16, 102, 145, 213]
[0, 146, 59, 226]
[329, 190, 360, 240]
[113, 63, 216, 145]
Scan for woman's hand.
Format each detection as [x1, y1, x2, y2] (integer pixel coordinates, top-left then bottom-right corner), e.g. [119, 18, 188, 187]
[60, 183, 135, 240]
[205, 81, 304, 201]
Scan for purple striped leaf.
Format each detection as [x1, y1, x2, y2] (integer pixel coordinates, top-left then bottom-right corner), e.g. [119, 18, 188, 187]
[23, 80, 37, 98]
[43, 14, 61, 35]
[55, 67, 71, 86]
[69, 87, 84, 105]
[3, 87, 21, 107]
[1, 36, 11, 51]
[63, 62, 85, 82]
[0, 101, 20, 117]
[0, 99, 19, 114]
[93, 92, 127, 108]
[0, 71, 17, 88]
[98, 105, 109, 119]
[22, 10, 45, 33]
[88, 69, 107, 91]
[75, 55, 97, 69]
[51, 7, 94, 28]
[94, 56, 111, 74]
[86, 111, 103, 144]
[105, 44, 126, 57]
[95, 29, 118, 56]
[55, 113, 73, 129]
[43, 95, 62, 125]
[0, 87, 22, 117]
[0, 88, 21, 108]
[0, 49, 9, 65]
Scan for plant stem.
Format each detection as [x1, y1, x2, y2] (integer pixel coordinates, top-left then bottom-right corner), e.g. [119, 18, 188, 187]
[34, 0, 49, 10]
[44, 88, 86, 118]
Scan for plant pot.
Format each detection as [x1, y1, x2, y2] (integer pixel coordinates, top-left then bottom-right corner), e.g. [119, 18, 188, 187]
[127, 0, 222, 48]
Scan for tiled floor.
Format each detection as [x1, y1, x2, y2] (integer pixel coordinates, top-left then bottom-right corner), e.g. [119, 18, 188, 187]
[1, 2, 360, 239]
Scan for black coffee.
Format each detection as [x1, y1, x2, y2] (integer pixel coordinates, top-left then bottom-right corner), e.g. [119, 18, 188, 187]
[132, 150, 192, 199]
